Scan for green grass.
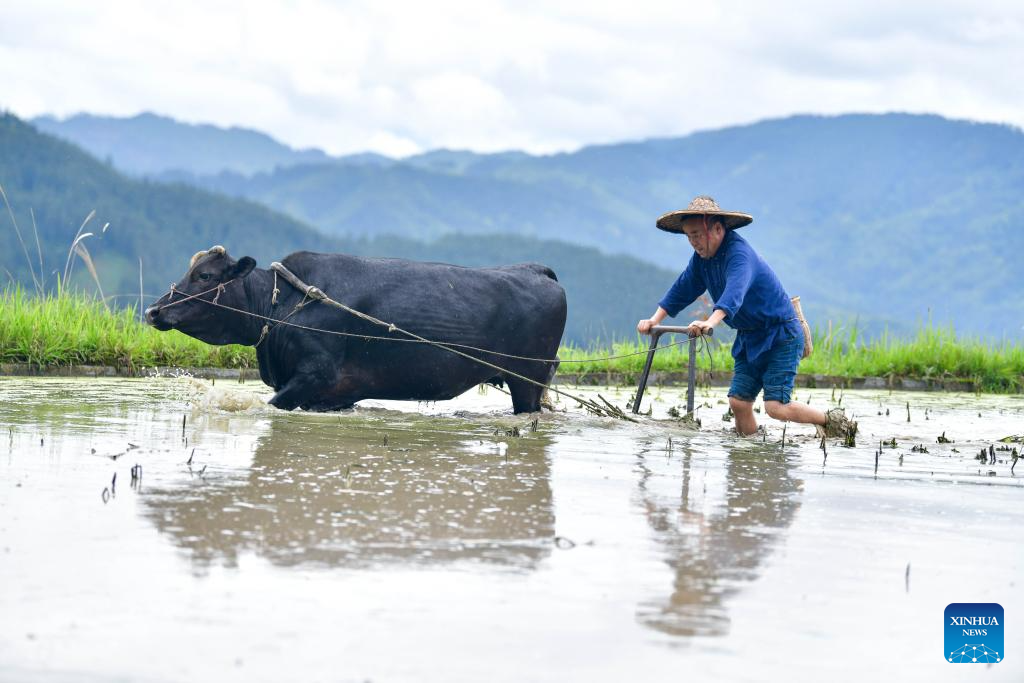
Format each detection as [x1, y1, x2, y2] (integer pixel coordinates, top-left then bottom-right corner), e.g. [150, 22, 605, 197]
[3, 289, 1023, 392]
[799, 325, 1024, 391]
[0, 288, 254, 370]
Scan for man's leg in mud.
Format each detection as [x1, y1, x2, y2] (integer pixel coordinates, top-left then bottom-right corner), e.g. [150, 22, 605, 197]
[764, 400, 826, 426]
[762, 332, 826, 428]
[729, 396, 759, 436]
[728, 353, 763, 437]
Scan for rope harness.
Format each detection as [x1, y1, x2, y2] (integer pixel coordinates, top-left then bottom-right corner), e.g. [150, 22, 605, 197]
[156, 264, 716, 420]
[166, 280, 230, 308]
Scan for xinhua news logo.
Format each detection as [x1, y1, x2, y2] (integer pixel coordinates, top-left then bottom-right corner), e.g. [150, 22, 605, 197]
[945, 603, 1004, 663]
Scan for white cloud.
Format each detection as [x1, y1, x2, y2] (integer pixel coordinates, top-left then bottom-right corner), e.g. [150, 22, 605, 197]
[1, 0, 1022, 156]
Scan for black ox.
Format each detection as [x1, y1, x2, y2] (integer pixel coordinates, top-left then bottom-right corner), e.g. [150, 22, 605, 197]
[146, 246, 567, 414]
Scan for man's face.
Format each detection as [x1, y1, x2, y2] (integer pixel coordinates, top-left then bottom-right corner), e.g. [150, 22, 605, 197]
[680, 216, 724, 259]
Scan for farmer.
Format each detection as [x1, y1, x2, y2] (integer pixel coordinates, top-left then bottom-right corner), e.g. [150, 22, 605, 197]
[636, 195, 855, 439]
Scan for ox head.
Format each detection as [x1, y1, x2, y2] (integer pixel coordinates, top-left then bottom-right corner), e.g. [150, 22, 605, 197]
[145, 246, 258, 345]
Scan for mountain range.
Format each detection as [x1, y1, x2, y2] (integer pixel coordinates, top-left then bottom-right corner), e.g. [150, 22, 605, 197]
[31, 113, 339, 176]
[25, 111, 1024, 340]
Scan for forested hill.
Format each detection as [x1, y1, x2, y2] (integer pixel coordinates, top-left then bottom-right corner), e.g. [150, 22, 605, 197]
[0, 114, 682, 344]
[0, 113, 335, 294]
[100, 113, 1022, 340]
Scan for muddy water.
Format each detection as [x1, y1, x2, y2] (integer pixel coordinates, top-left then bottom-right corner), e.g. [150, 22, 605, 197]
[1, 377, 1021, 681]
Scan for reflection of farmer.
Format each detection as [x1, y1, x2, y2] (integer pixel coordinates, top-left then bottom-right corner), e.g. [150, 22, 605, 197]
[637, 196, 855, 438]
[636, 443, 802, 637]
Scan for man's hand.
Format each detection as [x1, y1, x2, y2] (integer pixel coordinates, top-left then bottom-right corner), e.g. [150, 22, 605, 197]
[637, 318, 658, 335]
[687, 319, 716, 337]
[687, 308, 726, 336]
[638, 307, 670, 335]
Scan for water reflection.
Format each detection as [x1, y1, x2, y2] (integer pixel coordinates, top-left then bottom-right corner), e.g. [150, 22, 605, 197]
[636, 442, 802, 637]
[142, 412, 555, 570]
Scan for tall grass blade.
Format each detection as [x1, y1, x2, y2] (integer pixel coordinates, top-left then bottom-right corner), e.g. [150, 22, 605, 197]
[30, 207, 44, 289]
[73, 241, 107, 309]
[0, 183, 42, 293]
[63, 210, 96, 285]
[138, 258, 144, 324]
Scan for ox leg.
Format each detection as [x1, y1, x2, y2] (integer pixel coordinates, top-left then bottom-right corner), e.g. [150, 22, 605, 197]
[507, 376, 544, 414]
[269, 374, 329, 411]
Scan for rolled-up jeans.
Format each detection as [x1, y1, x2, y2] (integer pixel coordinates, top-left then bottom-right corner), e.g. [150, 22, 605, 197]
[728, 330, 804, 404]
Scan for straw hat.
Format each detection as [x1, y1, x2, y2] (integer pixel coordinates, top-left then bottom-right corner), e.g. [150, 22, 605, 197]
[656, 195, 753, 233]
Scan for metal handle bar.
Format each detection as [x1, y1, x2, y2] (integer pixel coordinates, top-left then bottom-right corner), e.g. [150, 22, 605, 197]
[632, 326, 713, 415]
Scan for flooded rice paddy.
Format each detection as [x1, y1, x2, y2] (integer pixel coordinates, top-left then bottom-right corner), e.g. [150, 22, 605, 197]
[1, 377, 1022, 681]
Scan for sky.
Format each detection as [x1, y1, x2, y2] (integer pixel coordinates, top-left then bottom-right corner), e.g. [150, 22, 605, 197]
[2, 0, 1022, 157]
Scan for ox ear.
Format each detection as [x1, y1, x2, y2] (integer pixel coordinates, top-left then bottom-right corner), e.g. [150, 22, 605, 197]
[228, 256, 256, 280]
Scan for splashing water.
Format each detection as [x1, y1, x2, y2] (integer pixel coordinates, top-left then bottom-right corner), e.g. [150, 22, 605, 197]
[189, 378, 269, 413]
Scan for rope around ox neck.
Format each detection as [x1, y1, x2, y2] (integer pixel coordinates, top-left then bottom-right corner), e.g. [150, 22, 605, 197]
[194, 295, 706, 364]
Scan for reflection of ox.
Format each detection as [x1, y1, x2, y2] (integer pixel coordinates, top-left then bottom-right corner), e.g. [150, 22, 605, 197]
[146, 247, 566, 413]
[635, 445, 802, 637]
[141, 415, 555, 569]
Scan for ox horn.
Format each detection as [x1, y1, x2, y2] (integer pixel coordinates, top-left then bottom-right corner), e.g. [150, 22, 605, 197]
[189, 245, 227, 268]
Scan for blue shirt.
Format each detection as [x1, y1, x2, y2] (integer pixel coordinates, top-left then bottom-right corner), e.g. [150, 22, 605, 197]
[658, 230, 801, 363]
